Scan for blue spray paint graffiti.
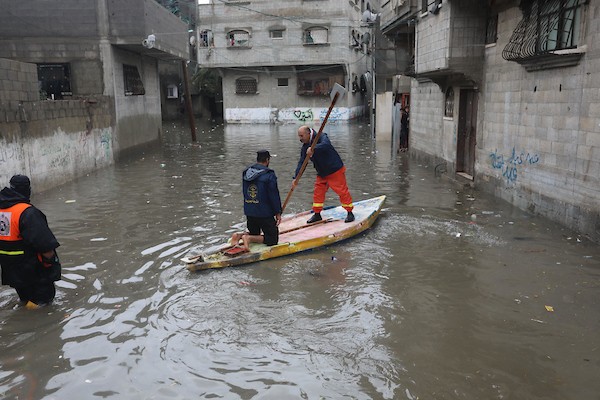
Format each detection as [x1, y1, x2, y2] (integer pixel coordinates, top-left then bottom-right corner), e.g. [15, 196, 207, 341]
[490, 147, 540, 184]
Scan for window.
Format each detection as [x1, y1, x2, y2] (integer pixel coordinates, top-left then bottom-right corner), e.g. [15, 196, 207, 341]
[167, 84, 178, 99]
[227, 30, 251, 48]
[444, 87, 454, 118]
[277, 78, 288, 87]
[503, 0, 587, 65]
[236, 77, 257, 94]
[270, 29, 284, 39]
[304, 27, 328, 45]
[538, 0, 583, 51]
[422, 0, 441, 14]
[37, 63, 72, 100]
[123, 64, 145, 96]
[199, 29, 213, 47]
[485, 14, 498, 45]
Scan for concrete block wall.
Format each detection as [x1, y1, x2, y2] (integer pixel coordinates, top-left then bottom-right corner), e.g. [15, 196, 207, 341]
[0, 0, 99, 38]
[0, 97, 115, 193]
[0, 59, 38, 103]
[477, 3, 600, 240]
[409, 80, 445, 156]
[415, 6, 451, 73]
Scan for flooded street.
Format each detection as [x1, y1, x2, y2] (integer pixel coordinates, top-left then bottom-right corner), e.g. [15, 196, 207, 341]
[1, 120, 599, 400]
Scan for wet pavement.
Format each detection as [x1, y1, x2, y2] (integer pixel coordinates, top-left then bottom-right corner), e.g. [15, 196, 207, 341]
[1, 120, 599, 399]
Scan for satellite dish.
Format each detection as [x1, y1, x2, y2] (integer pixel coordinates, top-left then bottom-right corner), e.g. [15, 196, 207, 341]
[361, 10, 379, 23]
[189, 36, 196, 46]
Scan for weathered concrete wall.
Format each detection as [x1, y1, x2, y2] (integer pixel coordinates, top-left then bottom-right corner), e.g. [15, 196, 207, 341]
[0, 59, 38, 103]
[111, 49, 162, 153]
[477, 4, 600, 241]
[221, 69, 363, 123]
[415, 6, 451, 73]
[0, 60, 114, 192]
[375, 92, 393, 141]
[410, 2, 600, 241]
[198, 0, 371, 120]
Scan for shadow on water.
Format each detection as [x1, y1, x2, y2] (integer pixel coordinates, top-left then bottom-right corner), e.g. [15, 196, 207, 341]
[0, 119, 599, 399]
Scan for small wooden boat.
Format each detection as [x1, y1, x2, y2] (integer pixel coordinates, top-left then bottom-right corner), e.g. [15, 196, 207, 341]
[182, 195, 386, 271]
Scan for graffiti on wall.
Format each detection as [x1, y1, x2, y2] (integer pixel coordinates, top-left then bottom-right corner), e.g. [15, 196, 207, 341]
[490, 147, 540, 184]
[319, 108, 349, 123]
[293, 109, 314, 122]
[0, 142, 24, 165]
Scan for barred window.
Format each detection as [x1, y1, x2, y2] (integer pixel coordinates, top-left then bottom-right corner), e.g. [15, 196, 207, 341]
[236, 77, 257, 94]
[503, 0, 587, 62]
[123, 64, 145, 96]
[228, 30, 250, 48]
[445, 87, 454, 118]
[485, 14, 498, 45]
[538, 0, 583, 51]
[37, 63, 72, 99]
[270, 29, 284, 39]
[304, 27, 328, 44]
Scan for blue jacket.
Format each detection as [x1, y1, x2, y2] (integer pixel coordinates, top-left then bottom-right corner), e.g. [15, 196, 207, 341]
[295, 132, 344, 178]
[243, 164, 282, 218]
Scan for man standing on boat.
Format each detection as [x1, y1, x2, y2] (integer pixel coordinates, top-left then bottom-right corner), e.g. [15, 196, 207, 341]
[231, 150, 282, 252]
[293, 125, 354, 224]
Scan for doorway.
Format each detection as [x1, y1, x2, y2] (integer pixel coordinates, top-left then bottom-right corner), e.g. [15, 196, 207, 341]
[456, 89, 478, 178]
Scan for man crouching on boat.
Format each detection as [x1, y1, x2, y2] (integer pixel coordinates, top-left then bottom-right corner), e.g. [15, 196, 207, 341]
[231, 150, 282, 252]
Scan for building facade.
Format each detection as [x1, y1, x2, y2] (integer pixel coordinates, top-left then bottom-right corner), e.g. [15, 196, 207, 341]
[382, 0, 600, 241]
[0, 0, 189, 190]
[197, 0, 379, 123]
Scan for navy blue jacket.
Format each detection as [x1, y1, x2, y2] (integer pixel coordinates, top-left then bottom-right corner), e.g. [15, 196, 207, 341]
[0, 187, 60, 287]
[243, 164, 282, 218]
[295, 132, 344, 178]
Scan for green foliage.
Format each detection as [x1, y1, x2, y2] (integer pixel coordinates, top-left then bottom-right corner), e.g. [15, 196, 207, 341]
[192, 68, 219, 98]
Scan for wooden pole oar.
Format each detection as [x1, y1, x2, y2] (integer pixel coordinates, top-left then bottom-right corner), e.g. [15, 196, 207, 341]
[281, 83, 347, 214]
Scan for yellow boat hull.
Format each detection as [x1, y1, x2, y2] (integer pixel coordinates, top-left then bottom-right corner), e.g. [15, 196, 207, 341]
[184, 195, 386, 271]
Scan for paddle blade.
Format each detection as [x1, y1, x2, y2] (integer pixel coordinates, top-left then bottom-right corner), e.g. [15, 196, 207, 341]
[330, 83, 347, 102]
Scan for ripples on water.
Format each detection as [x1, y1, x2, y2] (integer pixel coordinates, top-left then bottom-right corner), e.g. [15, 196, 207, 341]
[1, 121, 599, 399]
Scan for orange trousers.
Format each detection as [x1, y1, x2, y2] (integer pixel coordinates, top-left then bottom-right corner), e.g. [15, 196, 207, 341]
[313, 166, 353, 213]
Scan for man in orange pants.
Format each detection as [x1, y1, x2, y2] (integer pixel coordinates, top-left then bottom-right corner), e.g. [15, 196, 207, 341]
[292, 125, 354, 223]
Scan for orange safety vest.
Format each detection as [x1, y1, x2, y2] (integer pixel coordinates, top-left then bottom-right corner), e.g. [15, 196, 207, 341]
[0, 203, 32, 256]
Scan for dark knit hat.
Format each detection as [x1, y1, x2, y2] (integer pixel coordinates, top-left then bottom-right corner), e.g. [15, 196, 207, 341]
[10, 174, 31, 198]
[256, 150, 271, 162]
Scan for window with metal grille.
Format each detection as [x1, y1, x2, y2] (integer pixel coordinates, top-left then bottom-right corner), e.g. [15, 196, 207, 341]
[485, 14, 498, 44]
[228, 30, 250, 47]
[445, 87, 454, 118]
[37, 63, 72, 100]
[270, 29, 284, 39]
[123, 64, 145, 96]
[236, 78, 257, 94]
[304, 27, 328, 44]
[538, 0, 583, 51]
[503, 0, 587, 62]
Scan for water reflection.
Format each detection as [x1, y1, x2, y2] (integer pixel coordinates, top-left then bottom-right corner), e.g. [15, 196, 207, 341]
[0, 120, 598, 399]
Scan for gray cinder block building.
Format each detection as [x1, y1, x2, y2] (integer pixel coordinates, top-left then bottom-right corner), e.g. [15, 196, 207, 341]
[0, 0, 189, 190]
[382, 0, 600, 241]
[196, 0, 378, 123]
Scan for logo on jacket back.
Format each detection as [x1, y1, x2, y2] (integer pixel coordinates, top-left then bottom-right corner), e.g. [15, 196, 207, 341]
[245, 184, 259, 204]
[0, 212, 10, 236]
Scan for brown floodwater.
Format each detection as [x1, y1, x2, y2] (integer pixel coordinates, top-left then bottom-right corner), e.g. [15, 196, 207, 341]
[1, 120, 599, 399]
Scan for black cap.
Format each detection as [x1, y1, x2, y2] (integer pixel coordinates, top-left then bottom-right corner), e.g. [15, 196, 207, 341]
[10, 174, 31, 199]
[257, 149, 271, 162]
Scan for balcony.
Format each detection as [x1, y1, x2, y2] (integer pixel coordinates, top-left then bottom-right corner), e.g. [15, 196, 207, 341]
[107, 0, 190, 61]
